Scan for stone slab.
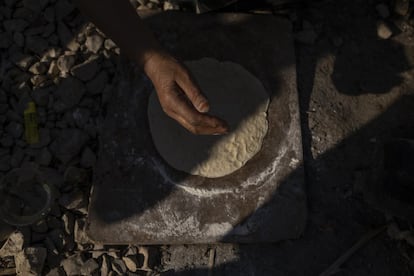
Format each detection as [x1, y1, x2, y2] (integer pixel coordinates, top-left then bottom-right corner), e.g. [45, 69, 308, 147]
[87, 12, 306, 244]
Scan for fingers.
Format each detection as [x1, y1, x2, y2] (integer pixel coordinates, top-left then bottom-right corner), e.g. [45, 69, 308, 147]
[161, 85, 228, 135]
[175, 68, 210, 113]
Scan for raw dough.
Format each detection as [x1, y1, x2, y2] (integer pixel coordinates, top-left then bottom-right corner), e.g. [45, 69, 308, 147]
[148, 58, 270, 178]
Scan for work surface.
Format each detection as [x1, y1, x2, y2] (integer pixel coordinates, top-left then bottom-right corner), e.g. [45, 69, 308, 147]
[87, 12, 306, 244]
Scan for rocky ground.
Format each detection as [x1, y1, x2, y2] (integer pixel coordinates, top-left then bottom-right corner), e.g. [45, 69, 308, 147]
[0, 0, 414, 275]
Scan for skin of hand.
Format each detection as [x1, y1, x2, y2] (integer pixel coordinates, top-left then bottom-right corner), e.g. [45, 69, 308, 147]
[74, 0, 228, 135]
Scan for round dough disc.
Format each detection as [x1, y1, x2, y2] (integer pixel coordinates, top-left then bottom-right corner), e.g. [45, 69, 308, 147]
[148, 58, 270, 178]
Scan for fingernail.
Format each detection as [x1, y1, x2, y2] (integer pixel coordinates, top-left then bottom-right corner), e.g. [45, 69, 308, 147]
[198, 102, 209, 113]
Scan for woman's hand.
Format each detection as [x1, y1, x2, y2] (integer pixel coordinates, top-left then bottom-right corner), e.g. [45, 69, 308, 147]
[144, 51, 228, 135]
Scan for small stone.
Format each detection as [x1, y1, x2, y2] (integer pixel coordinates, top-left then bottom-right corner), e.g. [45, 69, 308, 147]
[31, 128, 51, 149]
[57, 54, 76, 74]
[74, 218, 90, 243]
[101, 254, 111, 275]
[31, 219, 48, 233]
[294, 28, 318, 44]
[104, 39, 116, 50]
[26, 36, 48, 55]
[6, 122, 23, 138]
[59, 190, 86, 211]
[57, 21, 71, 46]
[80, 147, 96, 168]
[12, 53, 35, 71]
[0, 155, 11, 172]
[46, 267, 66, 276]
[0, 231, 24, 258]
[55, 77, 86, 110]
[32, 88, 50, 107]
[62, 212, 75, 235]
[81, 259, 99, 275]
[72, 107, 90, 128]
[61, 253, 84, 276]
[3, 19, 29, 33]
[48, 61, 60, 77]
[48, 229, 66, 252]
[50, 128, 89, 163]
[30, 75, 49, 88]
[64, 166, 88, 185]
[23, 0, 48, 13]
[15, 247, 47, 276]
[85, 34, 104, 54]
[35, 147, 52, 166]
[376, 3, 390, 18]
[377, 21, 393, 39]
[13, 32, 25, 47]
[43, 6, 55, 23]
[39, 167, 64, 189]
[11, 147, 25, 168]
[28, 62, 47, 75]
[112, 258, 127, 275]
[70, 56, 99, 82]
[394, 0, 410, 16]
[122, 255, 141, 272]
[1, 135, 14, 148]
[163, 1, 179, 10]
[86, 71, 108, 95]
[55, 0, 75, 20]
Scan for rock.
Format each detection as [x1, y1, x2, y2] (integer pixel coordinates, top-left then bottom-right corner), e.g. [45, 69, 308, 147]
[80, 147, 96, 168]
[122, 255, 142, 272]
[22, 0, 48, 13]
[31, 219, 48, 233]
[29, 62, 47, 75]
[85, 34, 104, 54]
[32, 88, 50, 107]
[6, 122, 23, 138]
[376, 3, 390, 18]
[31, 128, 51, 149]
[0, 231, 24, 258]
[294, 28, 318, 44]
[55, 0, 75, 20]
[101, 254, 111, 275]
[48, 229, 66, 252]
[3, 19, 28, 33]
[39, 167, 64, 189]
[31, 75, 49, 88]
[112, 258, 127, 275]
[163, 1, 179, 10]
[15, 247, 47, 276]
[74, 218, 90, 243]
[377, 21, 393, 39]
[62, 212, 75, 235]
[48, 61, 60, 76]
[394, 0, 410, 16]
[61, 253, 84, 276]
[57, 54, 76, 74]
[64, 166, 88, 185]
[72, 107, 90, 128]
[13, 32, 25, 47]
[46, 267, 66, 276]
[11, 53, 35, 71]
[81, 259, 99, 275]
[59, 190, 86, 211]
[35, 147, 52, 166]
[1, 135, 14, 148]
[26, 36, 48, 55]
[44, 6, 55, 23]
[11, 147, 25, 168]
[55, 77, 86, 110]
[50, 128, 89, 163]
[0, 103, 7, 114]
[70, 57, 99, 82]
[57, 22, 79, 51]
[0, 155, 11, 172]
[104, 39, 116, 50]
[86, 71, 108, 95]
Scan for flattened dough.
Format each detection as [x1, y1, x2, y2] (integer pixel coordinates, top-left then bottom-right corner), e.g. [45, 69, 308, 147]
[148, 58, 270, 178]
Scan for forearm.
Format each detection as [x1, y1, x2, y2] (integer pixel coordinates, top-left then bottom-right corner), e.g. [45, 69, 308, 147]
[74, 0, 162, 68]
